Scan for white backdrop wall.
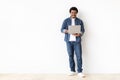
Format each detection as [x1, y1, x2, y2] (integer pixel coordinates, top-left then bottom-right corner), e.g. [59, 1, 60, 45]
[0, 0, 120, 73]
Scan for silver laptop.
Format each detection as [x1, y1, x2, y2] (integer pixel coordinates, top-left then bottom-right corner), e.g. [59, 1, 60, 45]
[68, 25, 81, 34]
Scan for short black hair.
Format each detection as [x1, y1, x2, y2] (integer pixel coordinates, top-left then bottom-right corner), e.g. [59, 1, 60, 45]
[69, 7, 78, 13]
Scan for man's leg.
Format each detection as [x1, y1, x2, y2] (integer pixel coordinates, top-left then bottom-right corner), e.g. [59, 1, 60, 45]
[74, 42, 83, 73]
[66, 42, 75, 72]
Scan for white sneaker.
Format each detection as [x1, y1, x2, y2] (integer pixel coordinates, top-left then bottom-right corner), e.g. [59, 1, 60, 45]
[68, 71, 77, 76]
[77, 73, 85, 78]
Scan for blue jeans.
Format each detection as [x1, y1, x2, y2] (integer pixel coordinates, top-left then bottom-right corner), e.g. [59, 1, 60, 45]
[66, 41, 83, 73]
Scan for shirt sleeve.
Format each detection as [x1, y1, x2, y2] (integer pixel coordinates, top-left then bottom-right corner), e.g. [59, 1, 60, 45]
[61, 19, 67, 33]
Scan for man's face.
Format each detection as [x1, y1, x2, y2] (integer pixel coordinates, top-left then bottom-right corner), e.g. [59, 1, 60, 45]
[70, 10, 78, 18]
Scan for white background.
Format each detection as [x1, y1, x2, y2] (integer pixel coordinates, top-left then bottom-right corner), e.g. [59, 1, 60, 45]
[0, 0, 120, 73]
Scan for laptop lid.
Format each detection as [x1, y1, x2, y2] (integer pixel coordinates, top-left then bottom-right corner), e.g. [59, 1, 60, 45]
[68, 25, 81, 34]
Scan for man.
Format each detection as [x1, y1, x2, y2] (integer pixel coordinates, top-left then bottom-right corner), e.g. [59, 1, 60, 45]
[61, 7, 85, 77]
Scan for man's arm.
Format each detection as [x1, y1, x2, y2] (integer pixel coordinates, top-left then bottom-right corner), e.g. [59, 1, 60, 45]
[73, 20, 85, 37]
[80, 20, 85, 36]
[61, 19, 68, 33]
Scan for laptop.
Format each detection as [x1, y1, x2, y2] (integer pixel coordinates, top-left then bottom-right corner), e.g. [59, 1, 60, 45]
[68, 25, 81, 34]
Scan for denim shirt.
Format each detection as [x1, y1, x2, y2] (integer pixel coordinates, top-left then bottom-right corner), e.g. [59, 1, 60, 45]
[61, 17, 85, 42]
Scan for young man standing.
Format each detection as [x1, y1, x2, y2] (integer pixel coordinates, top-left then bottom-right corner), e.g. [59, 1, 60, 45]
[61, 7, 85, 77]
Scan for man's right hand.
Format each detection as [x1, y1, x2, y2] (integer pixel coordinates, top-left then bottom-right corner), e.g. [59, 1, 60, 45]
[64, 30, 68, 33]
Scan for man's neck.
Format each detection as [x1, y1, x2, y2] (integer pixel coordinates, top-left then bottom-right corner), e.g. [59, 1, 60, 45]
[70, 16, 77, 19]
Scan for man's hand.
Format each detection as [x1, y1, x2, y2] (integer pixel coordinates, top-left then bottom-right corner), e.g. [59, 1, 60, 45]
[64, 30, 68, 33]
[72, 33, 81, 37]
